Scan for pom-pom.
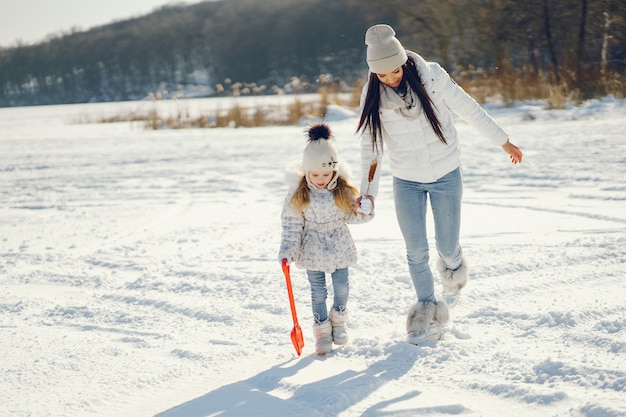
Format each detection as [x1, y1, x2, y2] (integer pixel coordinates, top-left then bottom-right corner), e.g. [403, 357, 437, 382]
[307, 123, 333, 141]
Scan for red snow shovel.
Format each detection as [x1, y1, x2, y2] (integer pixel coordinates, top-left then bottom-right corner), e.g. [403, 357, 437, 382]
[282, 259, 304, 356]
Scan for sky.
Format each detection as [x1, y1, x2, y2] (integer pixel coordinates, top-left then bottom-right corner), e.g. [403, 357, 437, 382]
[0, 0, 206, 47]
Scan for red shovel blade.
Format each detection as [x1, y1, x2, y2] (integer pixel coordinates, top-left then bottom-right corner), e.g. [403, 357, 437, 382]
[282, 259, 305, 356]
[291, 325, 304, 356]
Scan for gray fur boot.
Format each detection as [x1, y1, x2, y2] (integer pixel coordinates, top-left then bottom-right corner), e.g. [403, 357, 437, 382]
[437, 257, 469, 308]
[313, 320, 333, 355]
[406, 301, 449, 345]
[329, 308, 349, 345]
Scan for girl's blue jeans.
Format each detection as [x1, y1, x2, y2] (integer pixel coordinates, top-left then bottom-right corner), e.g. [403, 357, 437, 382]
[393, 167, 463, 303]
[306, 268, 349, 323]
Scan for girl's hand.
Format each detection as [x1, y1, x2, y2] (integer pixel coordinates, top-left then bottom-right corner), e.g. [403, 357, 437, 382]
[502, 141, 523, 164]
[355, 195, 375, 215]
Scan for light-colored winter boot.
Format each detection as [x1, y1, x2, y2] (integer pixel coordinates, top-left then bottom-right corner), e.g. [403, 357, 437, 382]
[437, 257, 469, 308]
[313, 320, 333, 355]
[329, 308, 349, 345]
[406, 301, 449, 345]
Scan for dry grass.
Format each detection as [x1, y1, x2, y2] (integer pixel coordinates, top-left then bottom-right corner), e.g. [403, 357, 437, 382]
[84, 68, 622, 128]
[88, 99, 320, 129]
[457, 64, 623, 109]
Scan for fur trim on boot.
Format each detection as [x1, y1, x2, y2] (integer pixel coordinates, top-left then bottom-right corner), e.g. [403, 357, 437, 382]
[313, 320, 333, 355]
[437, 257, 469, 292]
[406, 301, 449, 344]
[329, 308, 349, 345]
[437, 257, 469, 308]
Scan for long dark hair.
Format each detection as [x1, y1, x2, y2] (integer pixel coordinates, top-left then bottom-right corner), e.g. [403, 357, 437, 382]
[356, 55, 447, 152]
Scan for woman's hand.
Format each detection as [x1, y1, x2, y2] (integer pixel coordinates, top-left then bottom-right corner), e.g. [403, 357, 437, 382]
[502, 141, 523, 164]
[355, 195, 375, 215]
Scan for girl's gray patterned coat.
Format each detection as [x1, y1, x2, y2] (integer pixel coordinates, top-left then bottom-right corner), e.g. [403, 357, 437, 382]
[279, 170, 374, 274]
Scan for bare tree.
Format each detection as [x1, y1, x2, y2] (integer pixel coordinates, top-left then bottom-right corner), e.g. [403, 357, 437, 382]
[542, 0, 561, 83]
[576, 0, 588, 63]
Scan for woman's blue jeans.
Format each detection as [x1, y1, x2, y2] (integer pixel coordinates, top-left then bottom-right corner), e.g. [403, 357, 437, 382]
[306, 268, 349, 323]
[393, 168, 463, 303]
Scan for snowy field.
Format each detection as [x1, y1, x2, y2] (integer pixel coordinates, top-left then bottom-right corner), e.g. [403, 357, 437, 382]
[1, 95, 625, 417]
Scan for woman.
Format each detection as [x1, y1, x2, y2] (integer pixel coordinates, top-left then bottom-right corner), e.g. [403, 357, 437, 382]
[356, 24, 522, 345]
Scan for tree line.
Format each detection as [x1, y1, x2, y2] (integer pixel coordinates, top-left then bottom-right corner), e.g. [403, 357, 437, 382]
[0, 0, 623, 107]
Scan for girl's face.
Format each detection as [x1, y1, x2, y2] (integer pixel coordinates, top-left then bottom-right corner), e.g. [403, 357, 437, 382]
[376, 66, 404, 88]
[308, 170, 334, 189]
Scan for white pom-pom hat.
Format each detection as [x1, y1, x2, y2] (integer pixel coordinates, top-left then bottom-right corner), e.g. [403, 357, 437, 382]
[303, 123, 340, 190]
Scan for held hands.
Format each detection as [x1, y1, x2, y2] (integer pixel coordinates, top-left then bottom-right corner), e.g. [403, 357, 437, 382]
[358, 197, 372, 214]
[502, 141, 523, 164]
[356, 195, 375, 215]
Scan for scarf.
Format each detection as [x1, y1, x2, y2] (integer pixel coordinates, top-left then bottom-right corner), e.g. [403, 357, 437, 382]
[379, 82, 422, 120]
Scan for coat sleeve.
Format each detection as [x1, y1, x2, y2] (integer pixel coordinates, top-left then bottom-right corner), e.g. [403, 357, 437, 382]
[278, 194, 304, 263]
[358, 83, 383, 197]
[360, 136, 383, 198]
[347, 208, 375, 225]
[434, 64, 510, 146]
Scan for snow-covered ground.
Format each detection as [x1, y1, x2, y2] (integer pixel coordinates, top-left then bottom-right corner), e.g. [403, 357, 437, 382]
[1, 96, 625, 417]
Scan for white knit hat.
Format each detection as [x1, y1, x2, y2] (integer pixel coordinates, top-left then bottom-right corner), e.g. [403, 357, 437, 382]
[365, 24, 408, 73]
[302, 123, 340, 189]
[303, 124, 339, 172]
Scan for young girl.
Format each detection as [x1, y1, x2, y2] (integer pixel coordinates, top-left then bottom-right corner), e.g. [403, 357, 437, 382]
[357, 24, 523, 345]
[279, 123, 374, 355]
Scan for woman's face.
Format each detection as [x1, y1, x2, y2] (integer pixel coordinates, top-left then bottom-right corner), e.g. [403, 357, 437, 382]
[307, 170, 334, 188]
[376, 66, 404, 88]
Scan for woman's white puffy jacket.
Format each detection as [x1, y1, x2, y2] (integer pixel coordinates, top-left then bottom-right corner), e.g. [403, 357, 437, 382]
[360, 51, 510, 195]
[278, 164, 373, 274]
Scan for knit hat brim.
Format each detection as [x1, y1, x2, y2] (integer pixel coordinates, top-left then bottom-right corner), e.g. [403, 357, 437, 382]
[367, 50, 408, 73]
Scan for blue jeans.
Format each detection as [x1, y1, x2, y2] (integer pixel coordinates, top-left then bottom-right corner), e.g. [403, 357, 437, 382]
[393, 168, 463, 303]
[306, 268, 349, 323]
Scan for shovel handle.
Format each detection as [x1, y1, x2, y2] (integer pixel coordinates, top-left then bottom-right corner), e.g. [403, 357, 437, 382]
[282, 259, 300, 327]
